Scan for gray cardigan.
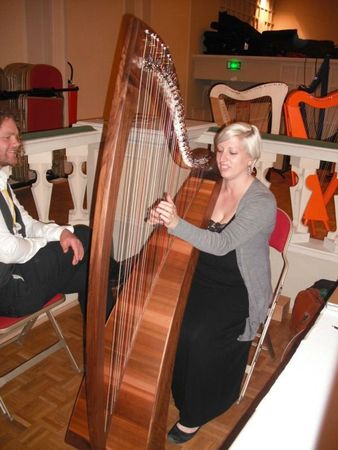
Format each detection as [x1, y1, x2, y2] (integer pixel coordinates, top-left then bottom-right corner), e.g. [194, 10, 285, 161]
[169, 178, 277, 341]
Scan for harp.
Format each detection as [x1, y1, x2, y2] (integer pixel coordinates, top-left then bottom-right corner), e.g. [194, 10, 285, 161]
[66, 15, 218, 449]
[209, 82, 288, 134]
[284, 89, 338, 233]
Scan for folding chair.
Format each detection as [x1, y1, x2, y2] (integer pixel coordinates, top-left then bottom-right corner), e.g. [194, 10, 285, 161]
[237, 208, 292, 402]
[0, 293, 81, 420]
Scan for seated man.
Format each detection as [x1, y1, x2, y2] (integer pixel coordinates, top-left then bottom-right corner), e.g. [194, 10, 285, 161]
[0, 110, 115, 318]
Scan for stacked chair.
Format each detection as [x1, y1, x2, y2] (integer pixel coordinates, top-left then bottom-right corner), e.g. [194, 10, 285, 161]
[1, 63, 66, 182]
[3, 63, 64, 132]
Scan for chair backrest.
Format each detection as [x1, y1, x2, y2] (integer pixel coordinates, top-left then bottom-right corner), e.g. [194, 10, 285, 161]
[269, 208, 292, 301]
[237, 207, 292, 402]
[209, 82, 289, 134]
[269, 208, 292, 253]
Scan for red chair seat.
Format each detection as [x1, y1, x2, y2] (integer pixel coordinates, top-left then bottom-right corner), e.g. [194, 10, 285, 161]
[0, 293, 64, 329]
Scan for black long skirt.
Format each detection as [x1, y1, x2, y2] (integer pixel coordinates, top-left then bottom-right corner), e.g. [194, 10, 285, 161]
[172, 223, 251, 427]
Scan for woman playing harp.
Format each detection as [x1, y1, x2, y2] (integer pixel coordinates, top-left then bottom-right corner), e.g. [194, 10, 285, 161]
[150, 122, 277, 444]
[66, 14, 215, 450]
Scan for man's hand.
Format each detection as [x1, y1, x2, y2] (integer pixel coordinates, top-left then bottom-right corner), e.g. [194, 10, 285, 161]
[60, 229, 84, 265]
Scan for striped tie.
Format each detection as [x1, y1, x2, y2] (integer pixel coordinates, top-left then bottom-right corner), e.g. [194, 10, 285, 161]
[0, 184, 26, 236]
[1, 186, 17, 225]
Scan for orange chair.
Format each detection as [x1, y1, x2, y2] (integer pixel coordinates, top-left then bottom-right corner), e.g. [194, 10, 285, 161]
[0, 293, 81, 420]
[238, 208, 292, 402]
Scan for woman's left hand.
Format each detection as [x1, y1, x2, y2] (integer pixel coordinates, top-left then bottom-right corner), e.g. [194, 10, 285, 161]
[148, 194, 179, 229]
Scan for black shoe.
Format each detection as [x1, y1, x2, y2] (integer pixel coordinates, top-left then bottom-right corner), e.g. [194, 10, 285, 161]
[167, 422, 200, 444]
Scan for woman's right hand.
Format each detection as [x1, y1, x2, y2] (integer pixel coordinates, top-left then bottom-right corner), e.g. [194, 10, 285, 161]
[148, 194, 179, 229]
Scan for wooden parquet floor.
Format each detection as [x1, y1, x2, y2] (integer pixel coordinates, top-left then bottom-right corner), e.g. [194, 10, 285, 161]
[0, 303, 293, 450]
[0, 170, 336, 449]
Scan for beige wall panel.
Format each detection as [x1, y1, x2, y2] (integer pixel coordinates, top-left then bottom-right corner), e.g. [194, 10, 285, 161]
[273, 0, 338, 43]
[147, 0, 191, 105]
[1, 0, 27, 67]
[65, 0, 125, 120]
[187, 0, 222, 119]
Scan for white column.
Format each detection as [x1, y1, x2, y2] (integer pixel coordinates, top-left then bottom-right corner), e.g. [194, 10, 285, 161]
[289, 156, 321, 243]
[86, 142, 100, 213]
[66, 145, 89, 224]
[28, 152, 54, 223]
[324, 192, 338, 252]
[255, 152, 277, 188]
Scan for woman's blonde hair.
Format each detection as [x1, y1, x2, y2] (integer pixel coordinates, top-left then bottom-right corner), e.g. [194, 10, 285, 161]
[214, 122, 261, 168]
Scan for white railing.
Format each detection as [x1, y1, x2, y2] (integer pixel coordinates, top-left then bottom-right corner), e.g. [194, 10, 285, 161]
[18, 119, 212, 224]
[18, 120, 338, 255]
[20, 124, 102, 224]
[16, 120, 337, 304]
[195, 125, 338, 254]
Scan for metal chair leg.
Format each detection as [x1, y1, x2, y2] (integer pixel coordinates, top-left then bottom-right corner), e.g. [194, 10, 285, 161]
[0, 395, 14, 421]
[47, 311, 82, 373]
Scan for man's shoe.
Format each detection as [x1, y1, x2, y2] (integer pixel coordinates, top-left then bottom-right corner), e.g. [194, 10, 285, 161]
[167, 422, 200, 444]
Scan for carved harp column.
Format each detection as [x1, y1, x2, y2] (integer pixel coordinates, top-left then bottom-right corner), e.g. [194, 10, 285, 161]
[66, 14, 218, 450]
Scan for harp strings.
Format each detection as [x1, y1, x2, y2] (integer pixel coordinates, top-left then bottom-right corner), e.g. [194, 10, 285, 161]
[104, 30, 191, 426]
[220, 94, 274, 133]
[301, 101, 337, 142]
[299, 95, 338, 185]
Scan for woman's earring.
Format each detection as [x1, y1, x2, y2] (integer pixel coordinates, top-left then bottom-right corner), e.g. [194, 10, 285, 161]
[247, 164, 252, 175]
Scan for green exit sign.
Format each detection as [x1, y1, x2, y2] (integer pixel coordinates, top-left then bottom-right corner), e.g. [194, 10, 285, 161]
[227, 59, 241, 71]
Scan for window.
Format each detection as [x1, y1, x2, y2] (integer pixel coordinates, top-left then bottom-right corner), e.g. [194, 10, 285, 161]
[221, 0, 274, 32]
